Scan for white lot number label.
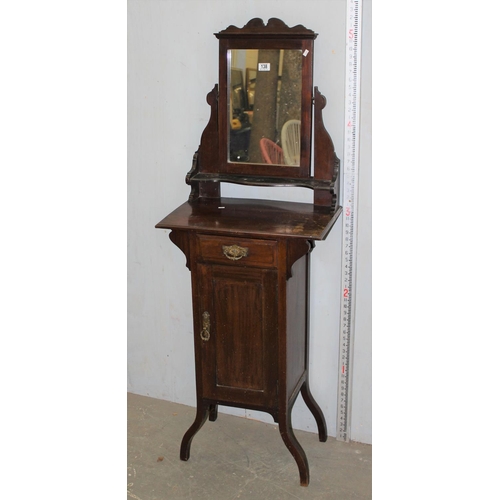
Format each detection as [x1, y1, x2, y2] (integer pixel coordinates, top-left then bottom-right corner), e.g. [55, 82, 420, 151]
[258, 63, 271, 71]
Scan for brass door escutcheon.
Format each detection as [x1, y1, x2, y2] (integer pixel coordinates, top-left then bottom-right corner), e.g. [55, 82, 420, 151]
[222, 244, 249, 261]
[200, 311, 210, 341]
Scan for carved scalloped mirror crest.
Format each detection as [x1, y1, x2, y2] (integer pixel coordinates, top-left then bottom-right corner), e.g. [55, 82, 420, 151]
[218, 18, 317, 37]
[186, 18, 340, 211]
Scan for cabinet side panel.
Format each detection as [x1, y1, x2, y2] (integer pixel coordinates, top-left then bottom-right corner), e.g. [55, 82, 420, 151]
[286, 255, 307, 394]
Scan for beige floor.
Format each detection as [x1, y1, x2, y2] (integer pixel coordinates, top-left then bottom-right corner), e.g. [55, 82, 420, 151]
[127, 393, 371, 499]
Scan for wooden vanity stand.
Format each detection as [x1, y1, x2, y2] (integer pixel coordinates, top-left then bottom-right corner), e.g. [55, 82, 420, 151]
[156, 18, 341, 486]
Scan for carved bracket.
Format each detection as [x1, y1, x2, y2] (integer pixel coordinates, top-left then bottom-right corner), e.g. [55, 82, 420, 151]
[169, 230, 191, 270]
[286, 239, 313, 279]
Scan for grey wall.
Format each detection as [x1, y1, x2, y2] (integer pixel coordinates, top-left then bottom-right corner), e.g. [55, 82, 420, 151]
[128, 0, 372, 444]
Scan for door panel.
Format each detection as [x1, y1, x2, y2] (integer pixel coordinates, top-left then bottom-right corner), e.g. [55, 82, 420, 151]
[214, 275, 265, 390]
[197, 264, 278, 408]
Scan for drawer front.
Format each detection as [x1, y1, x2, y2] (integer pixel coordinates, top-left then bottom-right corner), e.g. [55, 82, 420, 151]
[197, 234, 277, 268]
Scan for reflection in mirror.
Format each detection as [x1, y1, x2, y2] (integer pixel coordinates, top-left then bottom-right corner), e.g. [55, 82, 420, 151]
[228, 49, 302, 166]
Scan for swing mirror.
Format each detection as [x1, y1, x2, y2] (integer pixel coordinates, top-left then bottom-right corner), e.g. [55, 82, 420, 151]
[216, 18, 316, 178]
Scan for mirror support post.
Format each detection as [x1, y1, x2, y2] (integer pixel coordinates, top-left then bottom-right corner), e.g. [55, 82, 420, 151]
[186, 85, 221, 200]
[313, 87, 340, 210]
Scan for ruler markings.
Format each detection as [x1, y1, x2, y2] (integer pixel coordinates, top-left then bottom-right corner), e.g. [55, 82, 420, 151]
[337, 0, 362, 443]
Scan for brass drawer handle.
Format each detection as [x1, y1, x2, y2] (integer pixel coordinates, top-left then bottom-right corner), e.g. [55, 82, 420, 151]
[222, 244, 249, 261]
[200, 311, 210, 341]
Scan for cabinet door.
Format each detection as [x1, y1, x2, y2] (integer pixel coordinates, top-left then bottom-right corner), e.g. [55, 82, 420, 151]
[196, 263, 278, 409]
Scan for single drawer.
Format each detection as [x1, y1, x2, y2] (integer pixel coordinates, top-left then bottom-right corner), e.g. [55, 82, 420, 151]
[197, 234, 278, 268]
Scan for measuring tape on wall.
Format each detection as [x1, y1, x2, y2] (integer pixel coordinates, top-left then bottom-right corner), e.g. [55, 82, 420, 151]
[336, 0, 363, 443]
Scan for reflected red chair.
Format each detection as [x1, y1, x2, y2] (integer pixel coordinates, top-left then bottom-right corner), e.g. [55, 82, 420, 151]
[260, 137, 284, 165]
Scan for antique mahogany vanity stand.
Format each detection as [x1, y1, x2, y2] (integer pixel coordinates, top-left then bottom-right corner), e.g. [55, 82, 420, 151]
[156, 18, 342, 487]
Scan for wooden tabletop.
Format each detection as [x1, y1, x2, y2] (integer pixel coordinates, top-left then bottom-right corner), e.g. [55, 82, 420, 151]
[155, 197, 342, 240]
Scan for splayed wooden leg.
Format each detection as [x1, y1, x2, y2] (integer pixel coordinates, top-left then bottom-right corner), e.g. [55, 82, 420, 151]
[278, 405, 310, 486]
[301, 380, 328, 442]
[180, 405, 209, 461]
[208, 403, 218, 422]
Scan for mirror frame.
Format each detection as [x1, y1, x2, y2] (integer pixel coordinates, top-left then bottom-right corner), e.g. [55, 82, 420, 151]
[215, 18, 316, 179]
[186, 18, 339, 211]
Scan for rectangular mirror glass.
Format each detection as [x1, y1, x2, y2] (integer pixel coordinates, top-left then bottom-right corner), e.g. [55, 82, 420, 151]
[228, 49, 302, 166]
